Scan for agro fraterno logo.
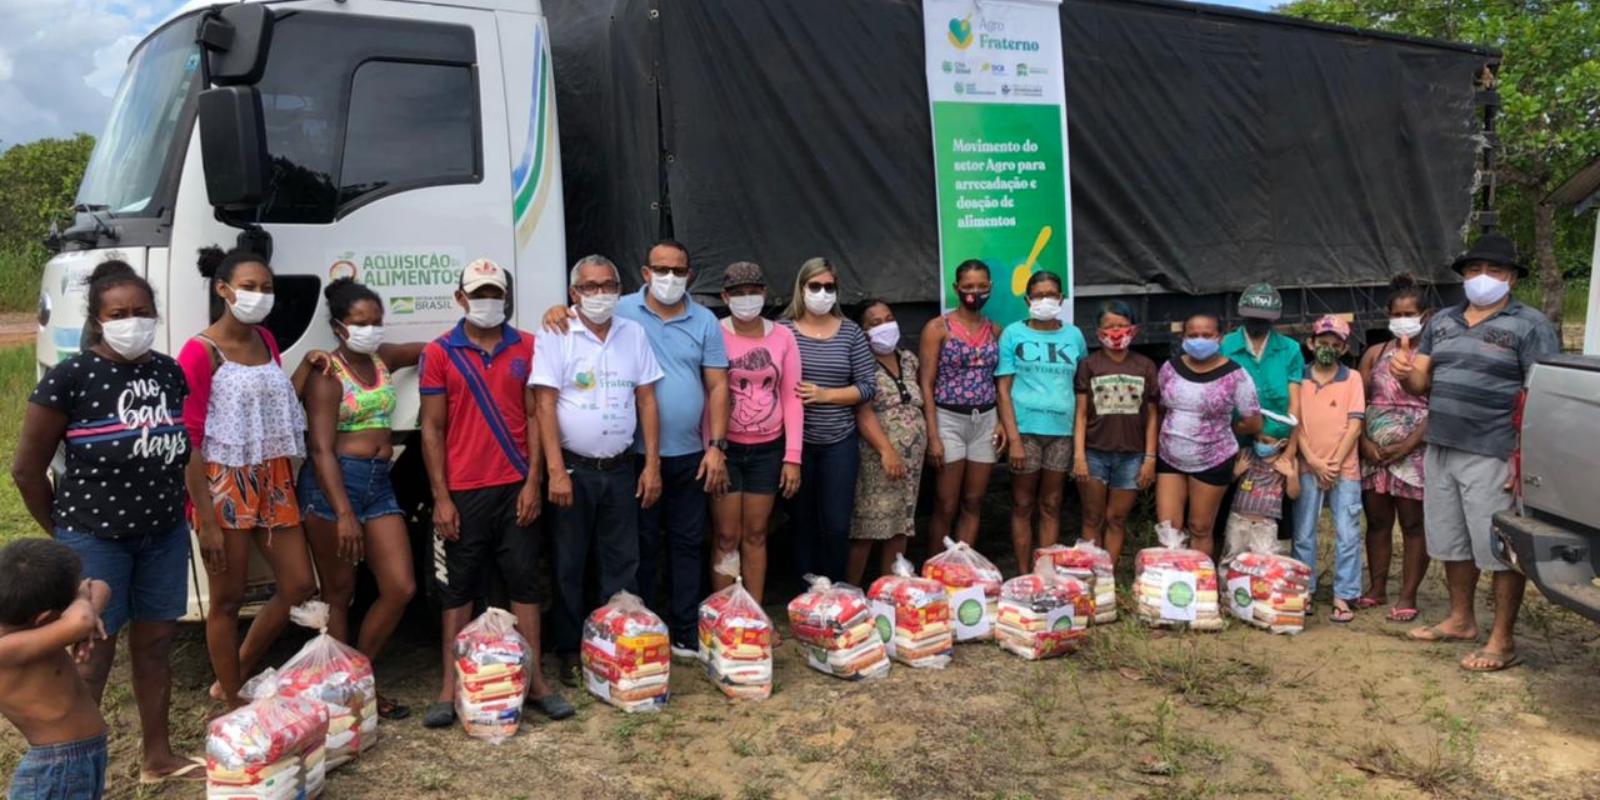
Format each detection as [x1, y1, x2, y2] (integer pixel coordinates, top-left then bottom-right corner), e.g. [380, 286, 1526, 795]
[957, 598, 983, 626]
[948, 16, 974, 50]
[1233, 586, 1253, 608]
[1166, 580, 1196, 609]
[329, 252, 358, 282]
[574, 370, 596, 390]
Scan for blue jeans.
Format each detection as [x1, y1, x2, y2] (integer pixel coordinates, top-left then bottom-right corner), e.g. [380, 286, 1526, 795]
[790, 433, 861, 582]
[8, 734, 107, 800]
[55, 525, 189, 636]
[1293, 475, 1363, 600]
[634, 452, 709, 647]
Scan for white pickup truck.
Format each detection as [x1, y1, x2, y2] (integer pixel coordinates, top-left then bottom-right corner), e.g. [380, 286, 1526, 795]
[1493, 355, 1600, 622]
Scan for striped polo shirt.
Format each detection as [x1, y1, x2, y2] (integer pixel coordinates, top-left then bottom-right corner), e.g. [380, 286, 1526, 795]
[1417, 299, 1559, 460]
[781, 318, 877, 445]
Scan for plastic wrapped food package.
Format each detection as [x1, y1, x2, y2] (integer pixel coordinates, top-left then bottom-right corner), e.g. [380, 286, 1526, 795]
[699, 554, 774, 700]
[207, 668, 330, 800]
[584, 591, 671, 712]
[867, 554, 954, 669]
[921, 537, 1003, 641]
[786, 575, 891, 680]
[1034, 539, 1118, 623]
[258, 602, 377, 770]
[454, 607, 530, 743]
[1134, 523, 1224, 631]
[996, 558, 1094, 660]
[1225, 552, 1312, 635]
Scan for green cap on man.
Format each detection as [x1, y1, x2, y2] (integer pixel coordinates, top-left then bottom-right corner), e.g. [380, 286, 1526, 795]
[1237, 283, 1283, 321]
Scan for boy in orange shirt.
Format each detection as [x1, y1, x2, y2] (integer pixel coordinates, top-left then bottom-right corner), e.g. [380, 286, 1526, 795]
[1292, 316, 1366, 623]
[0, 538, 112, 800]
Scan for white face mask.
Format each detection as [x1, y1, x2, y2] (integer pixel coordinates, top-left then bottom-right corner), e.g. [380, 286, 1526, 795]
[1388, 316, 1423, 339]
[579, 292, 619, 325]
[649, 272, 688, 305]
[1463, 274, 1510, 307]
[466, 298, 506, 329]
[804, 288, 836, 316]
[227, 288, 274, 324]
[727, 295, 765, 322]
[100, 316, 157, 359]
[341, 323, 384, 354]
[1028, 297, 1062, 321]
[867, 321, 901, 355]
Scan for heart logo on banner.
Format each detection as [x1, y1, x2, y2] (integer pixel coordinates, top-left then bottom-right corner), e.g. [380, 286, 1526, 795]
[948, 17, 974, 49]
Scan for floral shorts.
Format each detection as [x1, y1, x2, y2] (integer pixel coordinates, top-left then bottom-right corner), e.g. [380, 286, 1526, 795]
[205, 457, 302, 531]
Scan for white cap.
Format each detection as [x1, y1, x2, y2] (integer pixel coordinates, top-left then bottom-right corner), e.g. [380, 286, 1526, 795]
[460, 259, 508, 292]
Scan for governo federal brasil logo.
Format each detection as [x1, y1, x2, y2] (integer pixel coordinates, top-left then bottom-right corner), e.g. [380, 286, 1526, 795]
[948, 16, 974, 50]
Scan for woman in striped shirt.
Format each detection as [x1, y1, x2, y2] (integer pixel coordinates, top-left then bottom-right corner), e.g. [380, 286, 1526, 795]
[781, 257, 876, 582]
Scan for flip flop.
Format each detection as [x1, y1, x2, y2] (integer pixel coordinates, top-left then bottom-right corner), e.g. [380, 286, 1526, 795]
[1386, 606, 1420, 623]
[527, 691, 576, 721]
[1461, 649, 1522, 673]
[1329, 604, 1355, 624]
[377, 693, 411, 721]
[139, 757, 206, 784]
[1407, 625, 1477, 643]
[1352, 597, 1382, 610]
[422, 701, 457, 729]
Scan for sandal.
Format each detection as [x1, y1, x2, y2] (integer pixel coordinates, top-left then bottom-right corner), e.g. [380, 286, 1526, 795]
[1461, 648, 1522, 673]
[1386, 606, 1419, 623]
[1407, 624, 1478, 642]
[377, 693, 411, 721]
[1329, 602, 1355, 624]
[139, 757, 206, 785]
[527, 691, 576, 721]
[1352, 597, 1382, 610]
[422, 701, 457, 729]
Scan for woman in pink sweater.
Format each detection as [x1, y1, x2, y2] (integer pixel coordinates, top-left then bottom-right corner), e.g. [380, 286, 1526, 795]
[711, 262, 802, 602]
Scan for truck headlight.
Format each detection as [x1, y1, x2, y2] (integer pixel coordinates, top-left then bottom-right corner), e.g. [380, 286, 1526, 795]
[37, 290, 51, 328]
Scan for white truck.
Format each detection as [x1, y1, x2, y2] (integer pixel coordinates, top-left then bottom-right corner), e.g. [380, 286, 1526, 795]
[35, 0, 569, 619]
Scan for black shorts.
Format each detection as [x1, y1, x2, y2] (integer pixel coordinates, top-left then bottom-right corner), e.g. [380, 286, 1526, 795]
[1156, 456, 1235, 488]
[726, 438, 785, 495]
[437, 482, 540, 610]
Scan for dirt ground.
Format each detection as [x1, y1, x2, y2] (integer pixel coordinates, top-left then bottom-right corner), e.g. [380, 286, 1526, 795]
[0, 313, 33, 348]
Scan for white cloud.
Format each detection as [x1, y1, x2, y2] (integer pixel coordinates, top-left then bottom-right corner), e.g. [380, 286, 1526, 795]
[0, 0, 186, 148]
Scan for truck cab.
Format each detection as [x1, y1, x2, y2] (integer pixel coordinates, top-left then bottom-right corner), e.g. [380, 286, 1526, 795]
[37, 0, 567, 619]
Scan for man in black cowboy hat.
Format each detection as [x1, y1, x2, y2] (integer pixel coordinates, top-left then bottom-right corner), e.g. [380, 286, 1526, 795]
[1390, 232, 1559, 673]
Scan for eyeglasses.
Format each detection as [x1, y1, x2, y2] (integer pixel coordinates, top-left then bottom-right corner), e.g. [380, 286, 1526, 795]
[573, 281, 622, 296]
[647, 265, 690, 278]
[806, 281, 837, 294]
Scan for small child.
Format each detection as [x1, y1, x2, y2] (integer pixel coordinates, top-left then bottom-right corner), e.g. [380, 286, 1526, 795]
[0, 538, 112, 800]
[1225, 428, 1301, 556]
[1293, 316, 1367, 623]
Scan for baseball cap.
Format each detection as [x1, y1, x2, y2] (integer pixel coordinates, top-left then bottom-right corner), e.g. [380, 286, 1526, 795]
[1237, 283, 1283, 320]
[460, 259, 508, 293]
[722, 261, 766, 289]
[1311, 315, 1351, 341]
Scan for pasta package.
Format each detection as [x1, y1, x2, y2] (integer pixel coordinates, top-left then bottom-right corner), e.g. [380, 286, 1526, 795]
[584, 591, 671, 713]
[699, 554, 774, 700]
[264, 601, 377, 770]
[921, 537, 1003, 641]
[1034, 539, 1118, 623]
[208, 668, 330, 800]
[454, 607, 530, 743]
[1225, 552, 1312, 635]
[1133, 523, 1224, 631]
[786, 575, 891, 680]
[867, 554, 954, 669]
[996, 558, 1094, 660]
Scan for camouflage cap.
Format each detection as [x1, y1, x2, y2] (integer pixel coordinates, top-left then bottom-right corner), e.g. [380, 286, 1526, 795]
[722, 261, 766, 289]
[1237, 283, 1283, 320]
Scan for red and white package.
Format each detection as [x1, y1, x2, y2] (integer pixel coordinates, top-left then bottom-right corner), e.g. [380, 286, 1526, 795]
[584, 591, 671, 713]
[261, 602, 376, 770]
[787, 575, 890, 680]
[996, 558, 1094, 660]
[921, 537, 1002, 642]
[454, 607, 530, 743]
[1134, 523, 1223, 631]
[867, 554, 953, 669]
[208, 668, 330, 800]
[1225, 552, 1311, 635]
[1034, 540, 1118, 624]
[699, 554, 773, 700]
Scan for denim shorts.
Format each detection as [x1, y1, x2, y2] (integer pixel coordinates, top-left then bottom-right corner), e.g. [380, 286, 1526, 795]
[1085, 449, 1145, 491]
[726, 438, 785, 496]
[8, 733, 107, 800]
[55, 525, 189, 636]
[297, 456, 403, 524]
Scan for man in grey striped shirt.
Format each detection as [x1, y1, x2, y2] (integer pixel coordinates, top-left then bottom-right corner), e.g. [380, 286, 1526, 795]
[1390, 233, 1559, 673]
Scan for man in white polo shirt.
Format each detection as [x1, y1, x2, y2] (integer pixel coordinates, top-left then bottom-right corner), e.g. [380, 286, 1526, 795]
[531, 254, 665, 684]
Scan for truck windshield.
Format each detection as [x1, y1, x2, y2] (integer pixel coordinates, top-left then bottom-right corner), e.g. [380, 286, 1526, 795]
[75, 16, 200, 218]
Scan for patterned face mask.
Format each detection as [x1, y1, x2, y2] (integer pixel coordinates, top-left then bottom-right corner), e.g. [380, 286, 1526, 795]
[1098, 326, 1137, 351]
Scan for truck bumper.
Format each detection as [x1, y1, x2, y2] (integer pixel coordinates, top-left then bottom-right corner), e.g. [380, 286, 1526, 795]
[1492, 511, 1600, 624]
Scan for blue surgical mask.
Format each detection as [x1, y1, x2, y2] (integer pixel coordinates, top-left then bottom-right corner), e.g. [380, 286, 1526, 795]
[1182, 337, 1220, 361]
[1253, 441, 1280, 458]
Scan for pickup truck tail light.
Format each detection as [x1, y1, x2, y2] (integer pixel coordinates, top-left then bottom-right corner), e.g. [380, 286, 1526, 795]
[1511, 388, 1526, 506]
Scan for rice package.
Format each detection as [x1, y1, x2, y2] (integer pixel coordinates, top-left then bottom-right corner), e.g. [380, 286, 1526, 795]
[1133, 523, 1224, 631]
[583, 591, 671, 713]
[786, 575, 891, 680]
[1034, 539, 1118, 623]
[259, 602, 377, 770]
[867, 554, 954, 669]
[996, 558, 1094, 660]
[454, 607, 530, 743]
[698, 554, 774, 700]
[1225, 553, 1312, 635]
[207, 668, 330, 800]
[921, 537, 1002, 641]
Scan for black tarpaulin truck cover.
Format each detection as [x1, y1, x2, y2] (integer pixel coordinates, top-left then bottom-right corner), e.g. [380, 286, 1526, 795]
[547, 0, 1497, 304]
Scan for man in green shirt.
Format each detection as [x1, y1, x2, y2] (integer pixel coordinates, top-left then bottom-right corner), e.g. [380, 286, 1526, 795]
[1222, 283, 1304, 450]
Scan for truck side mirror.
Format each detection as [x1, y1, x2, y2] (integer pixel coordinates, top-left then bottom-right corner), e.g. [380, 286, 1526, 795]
[198, 86, 269, 211]
[200, 4, 275, 86]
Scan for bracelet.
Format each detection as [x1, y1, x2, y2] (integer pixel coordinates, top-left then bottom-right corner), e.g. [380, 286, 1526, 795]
[1142, 453, 1157, 461]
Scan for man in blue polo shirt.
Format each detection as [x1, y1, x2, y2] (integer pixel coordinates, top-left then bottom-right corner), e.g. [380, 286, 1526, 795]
[542, 240, 729, 659]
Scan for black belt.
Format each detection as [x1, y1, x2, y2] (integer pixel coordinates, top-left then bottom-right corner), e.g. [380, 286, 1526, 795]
[561, 449, 633, 471]
[937, 402, 996, 414]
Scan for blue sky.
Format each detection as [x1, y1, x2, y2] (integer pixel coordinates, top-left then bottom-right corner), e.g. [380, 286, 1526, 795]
[0, 0, 1281, 148]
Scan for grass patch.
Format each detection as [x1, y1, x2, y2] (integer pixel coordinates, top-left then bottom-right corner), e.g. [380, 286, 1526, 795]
[0, 345, 38, 545]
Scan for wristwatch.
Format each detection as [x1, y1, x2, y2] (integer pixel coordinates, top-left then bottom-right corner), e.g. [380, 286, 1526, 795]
[708, 439, 729, 451]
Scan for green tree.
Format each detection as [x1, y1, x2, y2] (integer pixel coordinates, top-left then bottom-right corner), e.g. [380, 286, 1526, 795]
[1278, 0, 1600, 324]
[0, 134, 95, 311]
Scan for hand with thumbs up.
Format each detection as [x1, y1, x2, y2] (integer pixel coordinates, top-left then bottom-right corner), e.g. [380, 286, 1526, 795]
[1388, 335, 1416, 381]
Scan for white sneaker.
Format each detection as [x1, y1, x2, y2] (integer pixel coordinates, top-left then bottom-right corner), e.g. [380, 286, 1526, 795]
[670, 644, 699, 660]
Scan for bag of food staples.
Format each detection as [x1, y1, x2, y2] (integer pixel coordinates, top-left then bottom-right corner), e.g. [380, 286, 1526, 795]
[252, 601, 378, 770]
[867, 554, 954, 669]
[584, 591, 671, 713]
[996, 557, 1094, 660]
[454, 607, 530, 743]
[208, 668, 330, 800]
[1034, 539, 1118, 624]
[698, 554, 773, 700]
[1133, 523, 1224, 631]
[786, 575, 891, 680]
[1221, 523, 1311, 635]
[921, 537, 1002, 641]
